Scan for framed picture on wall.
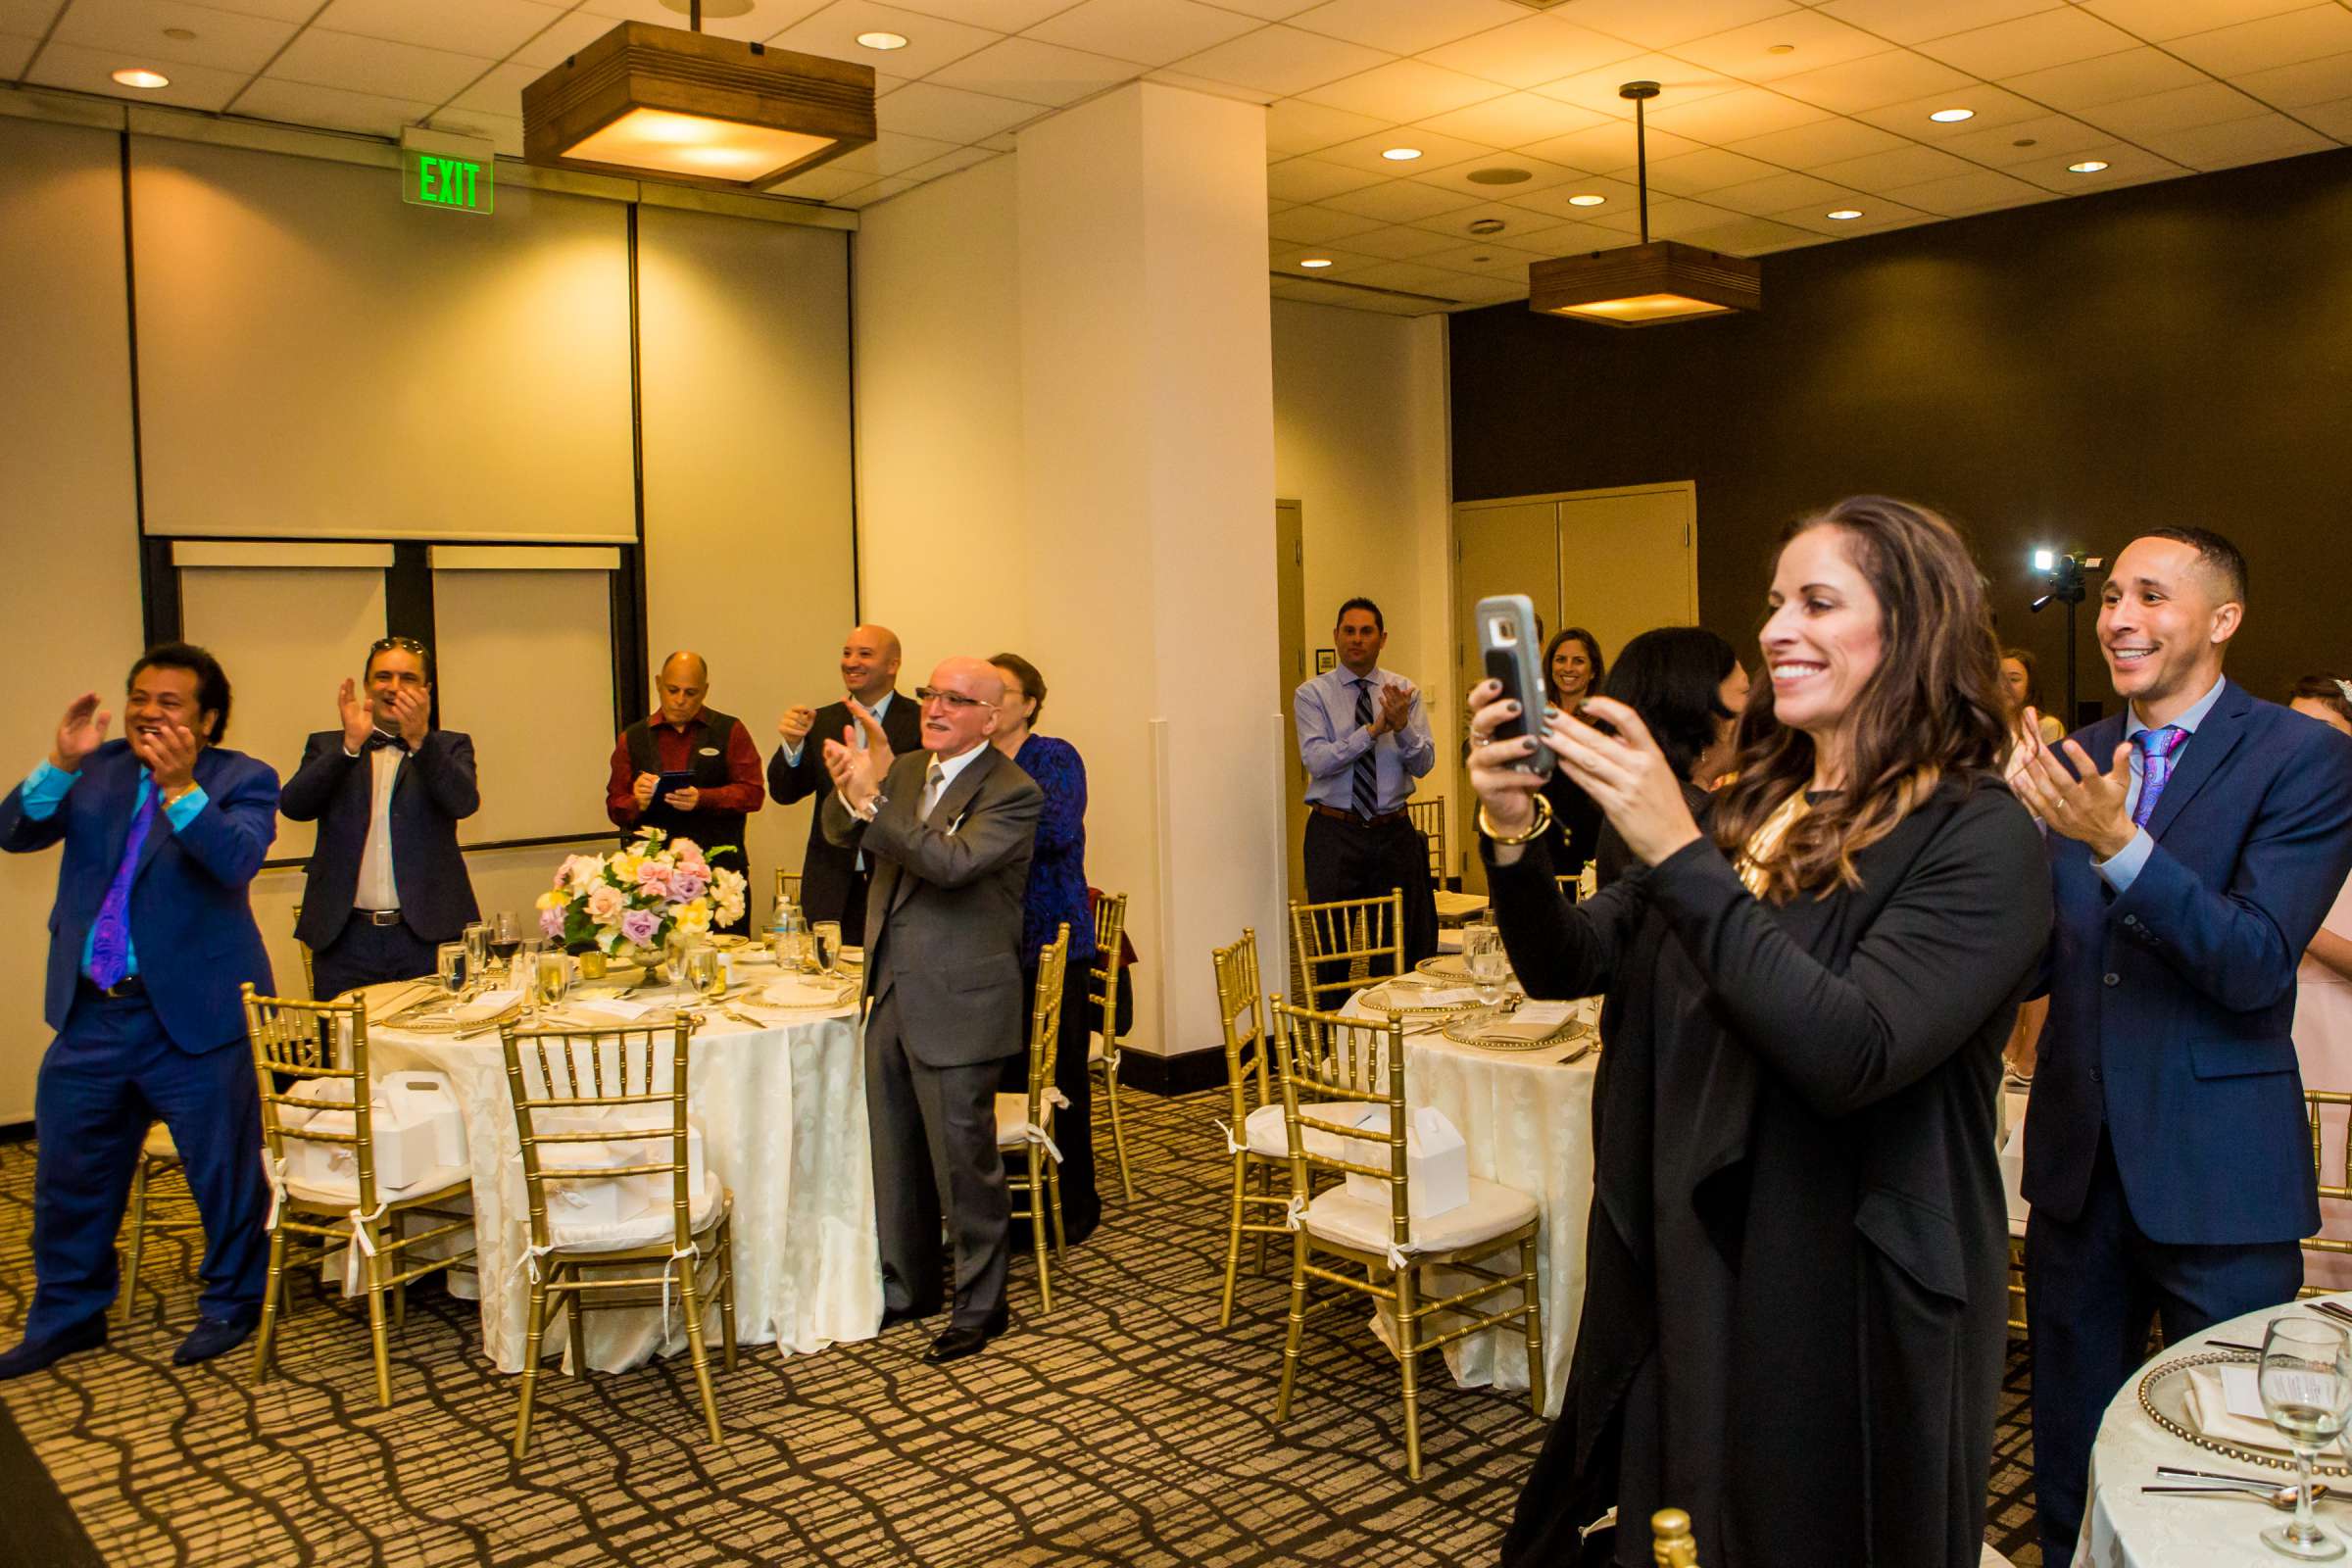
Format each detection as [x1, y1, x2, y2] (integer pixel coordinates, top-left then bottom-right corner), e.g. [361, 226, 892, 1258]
[1315, 648, 1337, 674]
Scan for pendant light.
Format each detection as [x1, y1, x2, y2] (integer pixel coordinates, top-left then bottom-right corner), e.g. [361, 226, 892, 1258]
[522, 0, 875, 192]
[1528, 81, 1761, 326]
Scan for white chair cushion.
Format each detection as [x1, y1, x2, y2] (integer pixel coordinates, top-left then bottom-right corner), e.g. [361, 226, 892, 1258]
[546, 1169, 725, 1253]
[995, 1093, 1054, 1151]
[284, 1161, 471, 1209]
[1242, 1100, 1361, 1157]
[1302, 1173, 1539, 1260]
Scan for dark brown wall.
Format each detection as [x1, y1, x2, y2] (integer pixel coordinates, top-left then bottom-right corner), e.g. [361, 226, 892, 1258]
[1448, 146, 2352, 723]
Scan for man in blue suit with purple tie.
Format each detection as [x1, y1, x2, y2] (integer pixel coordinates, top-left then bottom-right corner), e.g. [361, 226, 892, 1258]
[0, 644, 279, 1377]
[2010, 529, 2352, 1559]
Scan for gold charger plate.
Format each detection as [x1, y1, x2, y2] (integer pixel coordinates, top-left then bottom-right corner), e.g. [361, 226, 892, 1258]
[2135, 1349, 2349, 1476]
[1439, 1010, 1593, 1054]
[760, 977, 859, 1010]
[1358, 982, 1485, 1018]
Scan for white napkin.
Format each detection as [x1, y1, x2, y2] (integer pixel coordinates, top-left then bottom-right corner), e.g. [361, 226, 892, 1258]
[356, 979, 439, 1024]
[762, 975, 856, 1008]
[570, 996, 652, 1021]
[1384, 985, 1480, 1009]
[2183, 1365, 2295, 1452]
[1482, 1002, 1576, 1043]
[451, 988, 521, 1025]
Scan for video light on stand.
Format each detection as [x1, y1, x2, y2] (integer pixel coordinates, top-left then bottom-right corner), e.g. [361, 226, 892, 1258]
[2028, 547, 2105, 729]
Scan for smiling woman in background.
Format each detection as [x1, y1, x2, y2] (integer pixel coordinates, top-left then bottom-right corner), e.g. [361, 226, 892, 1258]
[2000, 646, 2066, 747]
[1539, 626, 1607, 884]
[1472, 497, 2049, 1568]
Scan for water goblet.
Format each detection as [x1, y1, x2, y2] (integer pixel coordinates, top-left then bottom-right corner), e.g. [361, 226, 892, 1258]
[1465, 925, 1507, 1009]
[436, 942, 467, 999]
[684, 945, 721, 999]
[533, 952, 569, 1009]
[463, 921, 491, 990]
[2260, 1315, 2352, 1560]
[812, 921, 842, 975]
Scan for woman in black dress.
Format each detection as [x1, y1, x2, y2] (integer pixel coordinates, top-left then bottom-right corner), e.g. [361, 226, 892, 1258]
[1469, 498, 2050, 1568]
[1587, 626, 1748, 891]
[1540, 626, 1607, 881]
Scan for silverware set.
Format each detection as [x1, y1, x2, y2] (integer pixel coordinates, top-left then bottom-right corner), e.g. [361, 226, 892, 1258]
[2142, 1464, 2333, 1509]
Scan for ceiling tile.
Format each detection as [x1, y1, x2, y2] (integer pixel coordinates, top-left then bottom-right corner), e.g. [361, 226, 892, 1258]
[1670, 9, 1895, 82]
[1484, 216, 1629, 253]
[2078, 0, 2321, 44]
[1676, 215, 1824, 253]
[508, 9, 631, 69]
[1516, 119, 1706, 174]
[1417, 15, 1642, 92]
[867, 0, 1068, 26]
[1298, 56, 1506, 121]
[0, 34, 32, 78]
[1533, 53, 1740, 119]
[1411, 91, 1612, 149]
[1139, 67, 1275, 104]
[836, 175, 920, 208]
[1442, 274, 1532, 305]
[163, 0, 320, 18]
[1723, 115, 1907, 166]
[2168, 5, 2352, 75]
[1936, 111, 2117, 165]
[50, 0, 296, 74]
[1643, 84, 1832, 143]
[1330, 223, 1465, 259]
[1851, 84, 2046, 137]
[1270, 241, 1381, 274]
[1264, 97, 1389, 155]
[2135, 110, 2334, 168]
[1320, 177, 1482, 221]
[2294, 94, 2352, 141]
[767, 1, 1004, 78]
[24, 38, 250, 110]
[308, 0, 565, 58]
[1026, 0, 1262, 69]
[1284, 0, 1529, 58]
[449, 60, 539, 115]
[232, 75, 440, 134]
[1490, 178, 1643, 220]
[1772, 48, 1976, 113]
[1809, 142, 1984, 190]
[1636, 145, 1788, 194]
[878, 79, 1040, 140]
[899, 144, 1003, 181]
[1700, 168, 1856, 213]
[1264, 154, 1383, 201]
[0, 0, 51, 29]
[1313, 125, 1496, 175]
[2006, 141, 2184, 190]
[926, 36, 1142, 104]
[1813, 0, 2065, 48]
[1342, 258, 1477, 295]
[1764, 196, 1932, 234]
[1550, 0, 1799, 51]
[576, 0, 820, 41]
[2081, 79, 2269, 136]
[1996, 44, 2208, 111]
[1580, 195, 1746, 238]
[1406, 151, 1597, 199]
[2232, 52, 2352, 112]
[267, 27, 496, 101]
[826, 128, 963, 176]
[1413, 237, 1554, 271]
[1266, 201, 1389, 241]
[427, 109, 522, 154]
[1918, 9, 2140, 77]
[1167, 24, 1389, 96]
[769, 164, 875, 201]
[1193, 0, 1322, 20]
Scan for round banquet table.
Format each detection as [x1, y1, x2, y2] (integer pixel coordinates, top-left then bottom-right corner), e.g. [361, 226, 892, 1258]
[1340, 984, 1598, 1418]
[366, 983, 881, 1374]
[2076, 1291, 2352, 1567]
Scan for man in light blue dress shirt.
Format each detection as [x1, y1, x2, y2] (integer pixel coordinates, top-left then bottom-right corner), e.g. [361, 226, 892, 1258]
[1293, 597, 1439, 974]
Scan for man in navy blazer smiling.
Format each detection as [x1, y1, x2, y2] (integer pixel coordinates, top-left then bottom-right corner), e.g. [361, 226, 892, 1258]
[0, 644, 279, 1377]
[2011, 528, 2352, 1559]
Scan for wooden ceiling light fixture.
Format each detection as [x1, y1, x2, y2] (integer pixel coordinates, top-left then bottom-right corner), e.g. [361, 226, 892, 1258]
[1528, 82, 1760, 326]
[522, 2, 874, 192]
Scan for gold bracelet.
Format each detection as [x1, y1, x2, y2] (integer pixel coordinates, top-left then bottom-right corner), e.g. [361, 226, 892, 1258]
[1478, 793, 1552, 847]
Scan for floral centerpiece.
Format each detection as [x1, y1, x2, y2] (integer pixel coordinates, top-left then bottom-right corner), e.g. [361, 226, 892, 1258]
[536, 827, 747, 959]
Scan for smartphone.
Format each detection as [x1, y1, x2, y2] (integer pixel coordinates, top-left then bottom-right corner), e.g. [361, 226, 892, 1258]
[653, 769, 697, 804]
[1474, 593, 1554, 779]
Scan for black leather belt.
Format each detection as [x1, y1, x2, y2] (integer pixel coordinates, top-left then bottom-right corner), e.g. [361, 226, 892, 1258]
[77, 974, 146, 1001]
[360, 909, 403, 926]
[1311, 803, 1409, 828]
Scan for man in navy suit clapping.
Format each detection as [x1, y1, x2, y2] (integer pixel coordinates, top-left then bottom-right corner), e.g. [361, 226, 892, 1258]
[0, 644, 279, 1377]
[2011, 529, 2352, 1559]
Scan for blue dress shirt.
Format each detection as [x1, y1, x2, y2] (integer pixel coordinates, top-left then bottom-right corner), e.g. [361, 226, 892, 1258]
[2092, 673, 2227, 894]
[19, 760, 210, 979]
[1292, 665, 1434, 816]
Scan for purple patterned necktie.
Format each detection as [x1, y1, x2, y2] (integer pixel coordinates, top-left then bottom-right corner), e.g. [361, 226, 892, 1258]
[2131, 724, 2187, 830]
[85, 783, 161, 989]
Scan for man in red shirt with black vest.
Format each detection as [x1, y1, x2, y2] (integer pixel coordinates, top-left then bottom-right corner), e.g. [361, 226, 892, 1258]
[606, 651, 763, 933]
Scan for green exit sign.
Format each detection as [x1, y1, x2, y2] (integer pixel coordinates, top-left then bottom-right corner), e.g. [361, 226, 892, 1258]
[404, 149, 492, 215]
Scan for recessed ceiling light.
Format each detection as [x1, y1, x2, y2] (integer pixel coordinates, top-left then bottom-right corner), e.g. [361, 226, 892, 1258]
[111, 67, 170, 89]
[1298, 257, 1333, 269]
[1766, 43, 1795, 55]
[1929, 107, 1975, 122]
[1826, 208, 1863, 220]
[2069, 160, 2110, 173]
[856, 30, 908, 50]
[1567, 192, 1605, 207]
[163, 27, 197, 41]
[1382, 146, 1422, 161]
[1467, 217, 1506, 235]
[1466, 166, 1532, 185]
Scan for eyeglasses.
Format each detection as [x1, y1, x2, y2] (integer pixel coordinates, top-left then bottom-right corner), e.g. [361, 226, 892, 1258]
[915, 686, 996, 711]
[370, 636, 428, 655]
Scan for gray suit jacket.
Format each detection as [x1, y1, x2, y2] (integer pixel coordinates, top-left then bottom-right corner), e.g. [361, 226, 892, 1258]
[822, 745, 1041, 1067]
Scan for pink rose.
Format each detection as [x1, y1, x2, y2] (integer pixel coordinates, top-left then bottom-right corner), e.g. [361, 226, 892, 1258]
[539, 906, 564, 938]
[635, 860, 673, 895]
[585, 884, 626, 923]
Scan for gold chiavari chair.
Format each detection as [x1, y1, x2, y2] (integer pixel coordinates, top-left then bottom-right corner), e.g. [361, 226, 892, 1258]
[2302, 1089, 2352, 1298]
[1652, 1508, 1699, 1566]
[1086, 891, 1136, 1202]
[1211, 929, 1297, 1329]
[999, 925, 1072, 1311]
[294, 901, 316, 998]
[1270, 996, 1544, 1479]
[501, 1013, 737, 1456]
[1288, 889, 1404, 1013]
[1408, 797, 1489, 925]
[246, 985, 475, 1406]
[117, 1124, 197, 1325]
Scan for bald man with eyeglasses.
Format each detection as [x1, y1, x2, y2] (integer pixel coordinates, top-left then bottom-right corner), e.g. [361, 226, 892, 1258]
[281, 636, 480, 998]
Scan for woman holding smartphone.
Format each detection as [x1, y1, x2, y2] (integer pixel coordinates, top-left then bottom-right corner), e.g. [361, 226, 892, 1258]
[1471, 498, 2049, 1568]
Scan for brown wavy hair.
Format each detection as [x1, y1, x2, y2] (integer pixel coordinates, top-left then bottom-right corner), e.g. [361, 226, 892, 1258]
[1710, 497, 2011, 902]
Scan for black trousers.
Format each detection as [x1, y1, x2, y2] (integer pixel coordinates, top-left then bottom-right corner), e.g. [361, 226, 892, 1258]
[1000, 956, 1099, 1249]
[839, 869, 871, 952]
[863, 991, 1012, 1331]
[1301, 811, 1439, 991]
[312, 917, 438, 1001]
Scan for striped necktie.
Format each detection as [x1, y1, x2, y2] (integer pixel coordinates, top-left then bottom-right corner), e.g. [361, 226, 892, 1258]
[2131, 724, 2187, 829]
[921, 757, 947, 821]
[1351, 678, 1381, 820]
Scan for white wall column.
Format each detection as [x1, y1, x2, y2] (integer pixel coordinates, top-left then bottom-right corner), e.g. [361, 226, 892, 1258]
[1016, 83, 1281, 1061]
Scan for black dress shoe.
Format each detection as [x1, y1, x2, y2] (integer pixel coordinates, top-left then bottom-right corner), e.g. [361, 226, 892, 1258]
[172, 1313, 259, 1366]
[0, 1318, 107, 1381]
[922, 1326, 990, 1364]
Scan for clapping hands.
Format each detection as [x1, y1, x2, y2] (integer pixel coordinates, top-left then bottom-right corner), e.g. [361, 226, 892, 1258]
[51, 693, 112, 773]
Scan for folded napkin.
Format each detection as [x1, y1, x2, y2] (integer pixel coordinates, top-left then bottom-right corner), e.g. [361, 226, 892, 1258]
[569, 996, 653, 1021]
[1480, 1003, 1577, 1044]
[1379, 985, 1481, 1010]
[2183, 1364, 2295, 1452]
[351, 978, 441, 1024]
[451, 989, 522, 1026]
[761, 975, 857, 1009]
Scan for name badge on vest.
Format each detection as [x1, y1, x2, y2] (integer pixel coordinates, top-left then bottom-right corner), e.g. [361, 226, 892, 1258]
[698, 747, 720, 757]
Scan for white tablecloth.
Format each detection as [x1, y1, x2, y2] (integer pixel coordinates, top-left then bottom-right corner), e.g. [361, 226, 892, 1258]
[2077, 1291, 2352, 1567]
[368, 990, 880, 1373]
[1340, 988, 1598, 1418]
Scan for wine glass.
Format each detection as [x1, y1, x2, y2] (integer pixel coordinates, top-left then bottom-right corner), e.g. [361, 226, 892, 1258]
[491, 911, 522, 971]
[463, 921, 491, 991]
[1465, 925, 1507, 1009]
[2259, 1315, 2352, 1560]
[436, 942, 467, 999]
[684, 944, 721, 999]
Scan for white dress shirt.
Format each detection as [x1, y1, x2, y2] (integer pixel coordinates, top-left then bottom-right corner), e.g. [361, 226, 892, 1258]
[354, 737, 403, 910]
[922, 744, 985, 821]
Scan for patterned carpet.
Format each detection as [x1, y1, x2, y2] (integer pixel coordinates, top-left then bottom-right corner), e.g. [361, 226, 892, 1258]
[0, 1090, 2048, 1567]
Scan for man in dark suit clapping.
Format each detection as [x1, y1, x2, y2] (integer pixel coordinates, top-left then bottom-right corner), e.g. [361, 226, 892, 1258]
[2011, 528, 2352, 1560]
[771, 623, 920, 945]
[281, 636, 479, 999]
[822, 658, 1041, 1364]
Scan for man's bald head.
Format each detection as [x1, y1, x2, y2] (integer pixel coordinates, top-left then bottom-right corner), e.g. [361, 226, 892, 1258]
[657, 651, 709, 727]
[917, 657, 1004, 758]
[841, 625, 903, 704]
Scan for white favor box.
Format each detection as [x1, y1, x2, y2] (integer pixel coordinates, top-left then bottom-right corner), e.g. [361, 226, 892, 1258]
[527, 1111, 708, 1229]
[1329, 1103, 1470, 1220]
[279, 1073, 468, 1194]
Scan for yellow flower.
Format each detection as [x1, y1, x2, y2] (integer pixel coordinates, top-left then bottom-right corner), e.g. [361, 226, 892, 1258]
[673, 902, 711, 936]
[535, 889, 565, 912]
[610, 851, 642, 883]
